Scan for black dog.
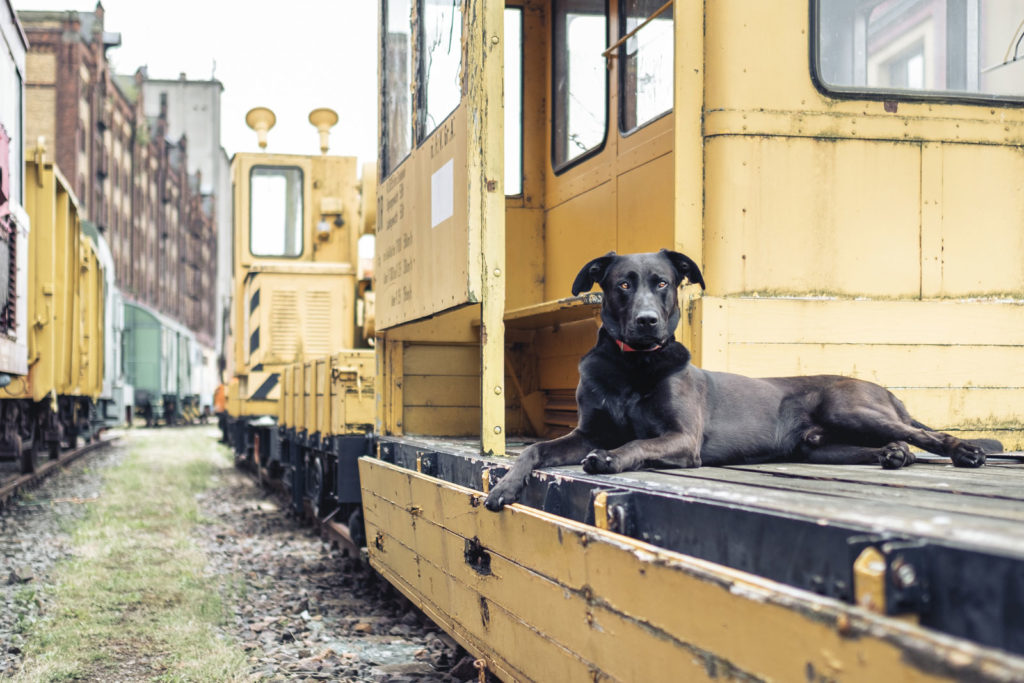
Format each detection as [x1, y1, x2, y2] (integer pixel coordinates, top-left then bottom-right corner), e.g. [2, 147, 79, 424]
[484, 249, 1003, 511]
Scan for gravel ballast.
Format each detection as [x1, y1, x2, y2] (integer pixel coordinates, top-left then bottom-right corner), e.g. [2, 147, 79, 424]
[1, 429, 486, 682]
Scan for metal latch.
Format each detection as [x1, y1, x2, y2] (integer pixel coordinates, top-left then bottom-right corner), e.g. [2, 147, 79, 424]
[849, 534, 930, 618]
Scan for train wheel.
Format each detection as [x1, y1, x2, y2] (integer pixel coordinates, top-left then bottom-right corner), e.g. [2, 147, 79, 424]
[16, 436, 36, 475]
[348, 508, 366, 548]
[307, 454, 325, 520]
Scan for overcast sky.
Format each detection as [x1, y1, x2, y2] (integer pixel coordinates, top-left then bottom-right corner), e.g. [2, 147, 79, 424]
[13, 0, 380, 165]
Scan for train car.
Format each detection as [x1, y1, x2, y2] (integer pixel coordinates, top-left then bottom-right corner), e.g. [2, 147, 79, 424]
[221, 107, 377, 537]
[82, 220, 132, 429]
[1, 149, 106, 473]
[361, 1, 1024, 680]
[0, 0, 30, 462]
[123, 300, 199, 426]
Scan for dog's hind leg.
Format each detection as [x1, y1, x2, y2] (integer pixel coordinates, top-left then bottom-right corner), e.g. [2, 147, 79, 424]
[824, 406, 988, 468]
[484, 429, 596, 511]
[799, 441, 915, 469]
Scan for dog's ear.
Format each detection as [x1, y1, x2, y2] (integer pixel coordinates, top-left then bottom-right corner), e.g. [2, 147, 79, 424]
[660, 249, 706, 290]
[571, 252, 617, 295]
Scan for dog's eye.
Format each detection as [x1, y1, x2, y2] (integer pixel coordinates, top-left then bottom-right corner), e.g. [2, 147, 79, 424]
[619, 282, 630, 291]
[657, 280, 668, 289]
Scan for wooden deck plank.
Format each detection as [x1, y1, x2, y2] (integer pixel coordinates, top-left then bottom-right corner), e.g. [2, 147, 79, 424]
[385, 435, 1024, 556]
[528, 464, 1024, 558]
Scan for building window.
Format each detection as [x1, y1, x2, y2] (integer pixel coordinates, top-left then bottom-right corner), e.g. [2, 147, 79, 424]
[249, 165, 303, 258]
[382, 0, 414, 177]
[552, 0, 608, 171]
[816, 0, 1024, 101]
[419, 0, 463, 140]
[619, 0, 673, 134]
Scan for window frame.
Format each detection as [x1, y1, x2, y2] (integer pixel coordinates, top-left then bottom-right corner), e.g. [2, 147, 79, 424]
[416, 0, 464, 147]
[617, 0, 674, 137]
[248, 164, 305, 260]
[381, 0, 415, 178]
[551, 0, 611, 175]
[810, 0, 1024, 107]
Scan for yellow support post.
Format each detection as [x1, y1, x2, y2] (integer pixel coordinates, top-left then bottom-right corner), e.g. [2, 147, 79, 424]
[465, 0, 506, 457]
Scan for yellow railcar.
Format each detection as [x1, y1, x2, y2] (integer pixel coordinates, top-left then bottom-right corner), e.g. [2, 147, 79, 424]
[365, 1, 1024, 680]
[221, 109, 377, 540]
[224, 109, 368, 423]
[1, 151, 105, 472]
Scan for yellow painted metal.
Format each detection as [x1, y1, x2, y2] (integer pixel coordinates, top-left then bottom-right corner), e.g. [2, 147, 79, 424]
[466, 0, 507, 456]
[853, 546, 887, 614]
[375, 107, 472, 329]
[592, 490, 609, 531]
[280, 366, 291, 427]
[303, 361, 314, 434]
[684, 1, 1024, 443]
[330, 351, 375, 435]
[224, 148, 371, 426]
[697, 296, 1024, 449]
[360, 457, 1024, 682]
[77, 235, 104, 399]
[5, 158, 88, 405]
[278, 350, 375, 436]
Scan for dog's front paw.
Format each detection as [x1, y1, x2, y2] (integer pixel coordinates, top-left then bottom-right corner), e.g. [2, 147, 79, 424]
[581, 449, 617, 474]
[484, 477, 521, 511]
[951, 441, 986, 468]
[879, 442, 914, 469]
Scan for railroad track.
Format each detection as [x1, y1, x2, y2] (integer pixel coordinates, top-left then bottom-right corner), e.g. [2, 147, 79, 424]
[0, 435, 115, 509]
[237, 454, 363, 558]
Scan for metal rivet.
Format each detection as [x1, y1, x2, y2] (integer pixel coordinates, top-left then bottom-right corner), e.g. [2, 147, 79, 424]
[493, 268, 501, 277]
[493, 426, 502, 434]
[494, 386, 502, 395]
[490, 35, 499, 45]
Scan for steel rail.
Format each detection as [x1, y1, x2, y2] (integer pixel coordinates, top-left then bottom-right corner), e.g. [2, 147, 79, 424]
[0, 435, 116, 508]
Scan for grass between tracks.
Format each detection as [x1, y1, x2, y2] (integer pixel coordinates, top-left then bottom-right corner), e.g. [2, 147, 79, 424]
[13, 428, 249, 682]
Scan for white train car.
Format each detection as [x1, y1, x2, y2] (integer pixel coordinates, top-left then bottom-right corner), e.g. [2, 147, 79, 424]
[0, 0, 28, 386]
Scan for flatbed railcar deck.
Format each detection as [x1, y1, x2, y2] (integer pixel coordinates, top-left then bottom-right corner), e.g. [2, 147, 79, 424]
[362, 435, 1024, 680]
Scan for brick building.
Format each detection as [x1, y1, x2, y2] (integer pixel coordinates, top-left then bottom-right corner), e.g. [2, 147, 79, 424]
[18, 2, 217, 347]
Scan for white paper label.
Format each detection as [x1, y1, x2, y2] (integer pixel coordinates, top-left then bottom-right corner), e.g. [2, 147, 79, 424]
[430, 159, 454, 228]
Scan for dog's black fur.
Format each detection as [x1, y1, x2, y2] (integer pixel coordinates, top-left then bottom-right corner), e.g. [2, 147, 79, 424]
[484, 249, 1003, 511]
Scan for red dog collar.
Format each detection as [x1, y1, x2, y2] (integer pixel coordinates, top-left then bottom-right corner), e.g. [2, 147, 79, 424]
[615, 339, 663, 353]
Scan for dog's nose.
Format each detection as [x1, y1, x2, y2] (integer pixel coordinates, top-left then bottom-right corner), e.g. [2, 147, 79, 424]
[636, 311, 659, 329]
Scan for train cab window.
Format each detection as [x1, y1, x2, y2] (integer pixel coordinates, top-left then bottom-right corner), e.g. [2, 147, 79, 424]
[419, 0, 463, 138]
[249, 166, 303, 258]
[553, 0, 608, 171]
[619, 0, 673, 133]
[382, 0, 414, 176]
[816, 0, 1024, 101]
[505, 7, 523, 196]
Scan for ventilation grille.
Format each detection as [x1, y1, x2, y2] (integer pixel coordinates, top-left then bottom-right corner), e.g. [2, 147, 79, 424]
[270, 290, 299, 359]
[304, 291, 333, 355]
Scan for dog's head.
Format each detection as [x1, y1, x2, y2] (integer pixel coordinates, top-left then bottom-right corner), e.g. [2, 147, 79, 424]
[572, 249, 705, 350]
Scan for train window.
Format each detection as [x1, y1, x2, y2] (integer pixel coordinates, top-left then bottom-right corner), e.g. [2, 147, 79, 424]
[553, 0, 608, 171]
[505, 7, 523, 196]
[249, 166, 303, 258]
[619, 0, 673, 134]
[419, 0, 463, 139]
[382, 0, 413, 176]
[816, 0, 1024, 101]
